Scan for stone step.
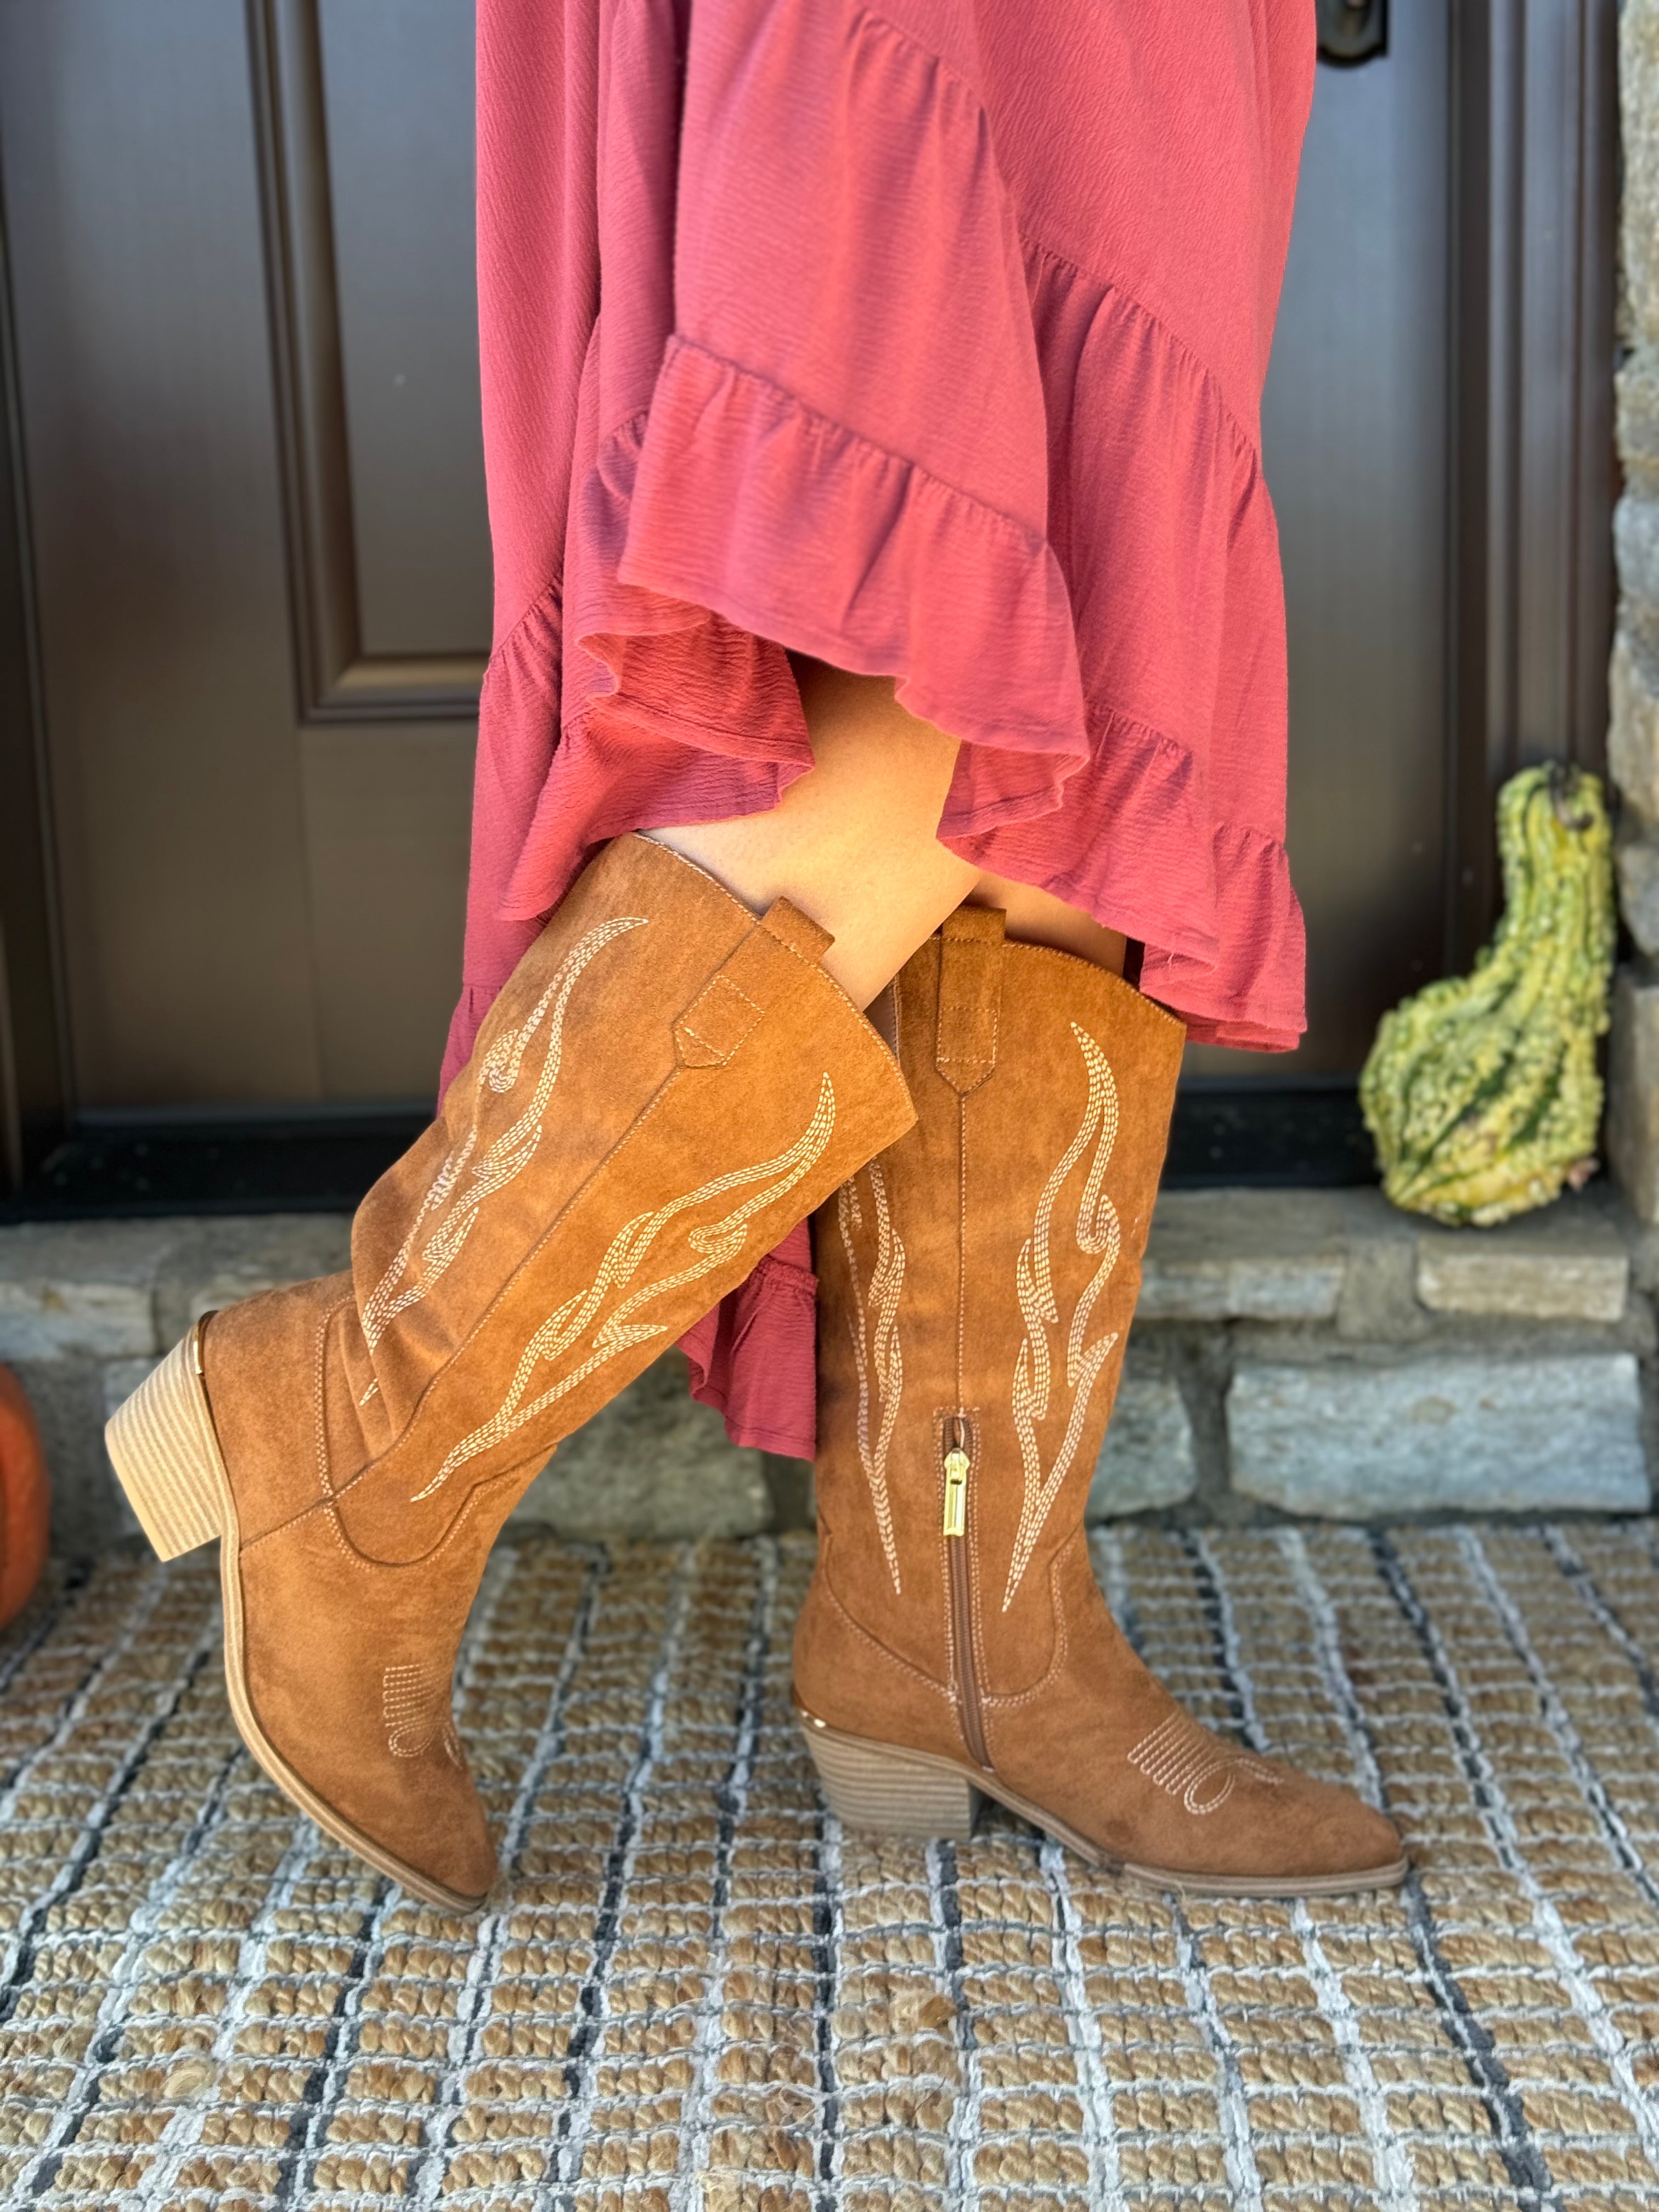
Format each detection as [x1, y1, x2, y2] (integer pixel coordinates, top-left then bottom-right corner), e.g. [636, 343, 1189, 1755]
[1, 1184, 1649, 1550]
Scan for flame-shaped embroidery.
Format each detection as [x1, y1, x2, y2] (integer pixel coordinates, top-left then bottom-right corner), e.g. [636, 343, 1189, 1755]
[382, 1661, 460, 1764]
[1003, 1024, 1122, 1610]
[838, 1160, 905, 1592]
[1127, 1709, 1283, 1816]
[361, 914, 646, 1355]
[414, 1075, 838, 1498]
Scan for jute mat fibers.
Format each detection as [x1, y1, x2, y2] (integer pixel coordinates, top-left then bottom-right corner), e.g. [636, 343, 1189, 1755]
[2, 1524, 1659, 2208]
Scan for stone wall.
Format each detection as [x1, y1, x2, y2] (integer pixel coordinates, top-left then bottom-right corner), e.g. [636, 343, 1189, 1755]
[4, 1195, 1649, 1556]
[1610, 1, 1659, 1211]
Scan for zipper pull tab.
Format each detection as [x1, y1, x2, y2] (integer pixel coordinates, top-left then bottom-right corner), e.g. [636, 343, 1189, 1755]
[942, 1418, 970, 1538]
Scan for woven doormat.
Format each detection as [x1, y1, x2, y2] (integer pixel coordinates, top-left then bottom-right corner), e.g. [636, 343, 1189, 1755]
[1, 1525, 1658, 2208]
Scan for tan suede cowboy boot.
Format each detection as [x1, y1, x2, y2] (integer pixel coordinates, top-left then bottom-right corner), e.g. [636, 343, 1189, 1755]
[794, 907, 1404, 1895]
[106, 836, 914, 1909]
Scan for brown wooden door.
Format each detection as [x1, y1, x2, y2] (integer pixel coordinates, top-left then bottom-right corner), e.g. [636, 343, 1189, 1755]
[0, 0, 487, 1112]
[0, 2, 1615, 1160]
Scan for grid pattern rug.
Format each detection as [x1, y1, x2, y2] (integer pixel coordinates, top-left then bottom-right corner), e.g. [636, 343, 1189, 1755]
[2, 1524, 1659, 2208]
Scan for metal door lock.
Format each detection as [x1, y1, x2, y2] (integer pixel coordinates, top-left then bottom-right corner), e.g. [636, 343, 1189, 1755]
[1317, 0, 1387, 65]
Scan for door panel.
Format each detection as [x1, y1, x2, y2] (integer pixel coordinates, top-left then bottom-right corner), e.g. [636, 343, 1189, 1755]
[0, 1, 324, 1105]
[1269, 10, 1452, 1078]
[318, 0, 492, 657]
[300, 726, 473, 1096]
[1186, 18, 1451, 1077]
[0, 0, 484, 1108]
[0, 7, 1537, 1115]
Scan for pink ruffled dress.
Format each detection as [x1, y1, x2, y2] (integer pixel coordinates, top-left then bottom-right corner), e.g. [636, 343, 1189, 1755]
[444, 0, 1316, 1457]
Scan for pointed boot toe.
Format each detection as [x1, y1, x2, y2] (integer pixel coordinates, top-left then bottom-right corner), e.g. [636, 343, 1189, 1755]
[405, 1774, 498, 1910]
[228, 1478, 501, 1909]
[1108, 1739, 1408, 1898]
[1277, 1774, 1407, 1892]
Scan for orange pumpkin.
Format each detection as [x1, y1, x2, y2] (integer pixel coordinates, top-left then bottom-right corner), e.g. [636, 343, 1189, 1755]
[0, 1364, 50, 1628]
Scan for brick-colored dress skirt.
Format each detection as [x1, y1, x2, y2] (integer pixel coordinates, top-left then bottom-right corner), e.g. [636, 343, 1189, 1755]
[443, 0, 1317, 1457]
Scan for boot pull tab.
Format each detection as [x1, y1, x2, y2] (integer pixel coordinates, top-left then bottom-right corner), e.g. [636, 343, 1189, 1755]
[935, 906, 1005, 1094]
[759, 899, 834, 966]
[673, 898, 835, 1068]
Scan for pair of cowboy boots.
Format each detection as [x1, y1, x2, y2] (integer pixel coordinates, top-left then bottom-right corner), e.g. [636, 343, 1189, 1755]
[107, 838, 1403, 1906]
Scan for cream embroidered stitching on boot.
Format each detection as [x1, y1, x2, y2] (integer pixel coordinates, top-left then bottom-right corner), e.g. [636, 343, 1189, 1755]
[1127, 1709, 1284, 1816]
[1004, 1024, 1122, 1609]
[414, 1075, 839, 1498]
[837, 1160, 905, 1593]
[383, 1662, 461, 1764]
[361, 914, 646, 1353]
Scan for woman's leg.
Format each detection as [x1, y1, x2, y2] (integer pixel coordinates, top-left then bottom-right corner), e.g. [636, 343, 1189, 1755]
[651, 656, 1128, 1003]
[650, 657, 979, 1008]
[969, 874, 1128, 978]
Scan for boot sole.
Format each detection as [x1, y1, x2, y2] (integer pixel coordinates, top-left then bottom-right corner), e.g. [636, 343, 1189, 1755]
[106, 1328, 489, 1915]
[797, 1701, 1409, 1899]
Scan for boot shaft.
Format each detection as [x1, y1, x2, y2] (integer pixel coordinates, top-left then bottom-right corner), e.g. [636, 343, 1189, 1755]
[812, 909, 1185, 1714]
[207, 835, 915, 1563]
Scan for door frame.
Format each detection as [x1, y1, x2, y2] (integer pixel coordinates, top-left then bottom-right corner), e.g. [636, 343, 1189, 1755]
[0, 146, 68, 1190]
[0, 0, 1622, 1189]
[1448, 0, 1618, 971]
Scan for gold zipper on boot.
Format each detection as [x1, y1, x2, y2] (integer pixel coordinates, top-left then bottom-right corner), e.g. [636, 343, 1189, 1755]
[942, 1415, 990, 1770]
[942, 1440, 969, 1536]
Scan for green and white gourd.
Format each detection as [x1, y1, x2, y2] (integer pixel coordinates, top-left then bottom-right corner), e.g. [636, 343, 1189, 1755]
[1358, 764, 1615, 1226]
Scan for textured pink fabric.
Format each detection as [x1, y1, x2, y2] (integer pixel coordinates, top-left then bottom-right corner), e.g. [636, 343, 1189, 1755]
[448, 0, 1315, 1456]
